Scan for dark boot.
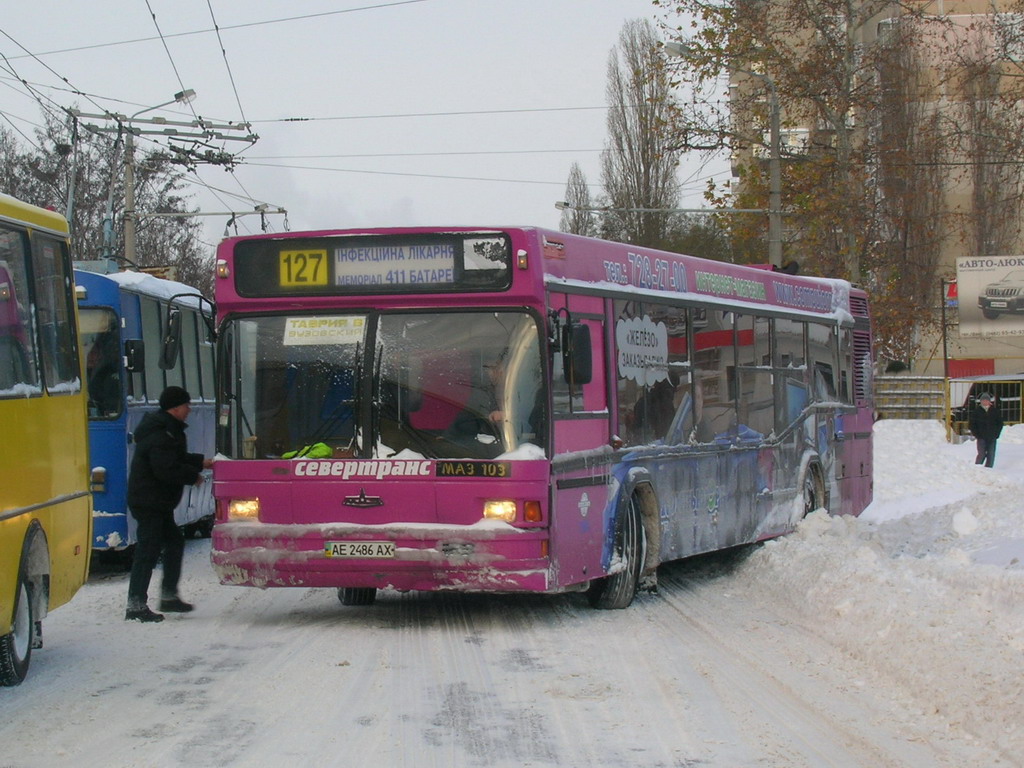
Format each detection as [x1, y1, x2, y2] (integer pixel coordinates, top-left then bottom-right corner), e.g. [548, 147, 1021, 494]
[125, 606, 165, 622]
[159, 597, 194, 613]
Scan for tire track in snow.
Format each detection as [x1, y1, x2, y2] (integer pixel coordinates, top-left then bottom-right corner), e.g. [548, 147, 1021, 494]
[654, 553, 996, 767]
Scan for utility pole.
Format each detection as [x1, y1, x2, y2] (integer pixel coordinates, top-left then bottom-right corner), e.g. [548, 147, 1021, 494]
[124, 127, 138, 266]
[72, 90, 259, 268]
[765, 77, 783, 270]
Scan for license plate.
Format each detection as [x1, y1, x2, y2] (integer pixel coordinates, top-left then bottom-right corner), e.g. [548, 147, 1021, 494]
[991, 301, 1007, 308]
[325, 541, 395, 558]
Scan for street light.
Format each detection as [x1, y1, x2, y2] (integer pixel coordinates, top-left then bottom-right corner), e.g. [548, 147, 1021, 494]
[664, 42, 783, 268]
[124, 90, 197, 266]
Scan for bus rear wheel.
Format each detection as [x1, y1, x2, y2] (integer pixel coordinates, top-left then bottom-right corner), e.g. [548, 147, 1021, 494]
[802, 464, 827, 518]
[0, 576, 33, 686]
[337, 587, 377, 606]
[587, 495, 645, 610]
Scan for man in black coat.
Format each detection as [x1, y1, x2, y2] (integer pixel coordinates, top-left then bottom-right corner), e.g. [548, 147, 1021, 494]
[969, 392, 1004, 469]
[125, 386, 213, 622]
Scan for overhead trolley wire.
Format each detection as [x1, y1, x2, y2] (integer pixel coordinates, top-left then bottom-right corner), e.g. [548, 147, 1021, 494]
[142, 0, 199, 121]
[246, 148, 603, 160]
[204, 0, 249, 126]
[0, 26, 116, 118]
[255, 105, 609, 124]
[4, 1, 431, 61]
[243, 161, 576, 187]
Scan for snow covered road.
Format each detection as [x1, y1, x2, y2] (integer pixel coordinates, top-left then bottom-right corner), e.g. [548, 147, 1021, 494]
[0, 545, 1005, 767]
[1, 420, 1019, 767]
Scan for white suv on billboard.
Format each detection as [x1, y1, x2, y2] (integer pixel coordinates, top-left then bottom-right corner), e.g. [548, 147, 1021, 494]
[978, 269, 1024, 319]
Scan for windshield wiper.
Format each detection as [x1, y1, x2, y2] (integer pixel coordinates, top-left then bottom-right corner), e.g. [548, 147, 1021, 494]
[371, 342, 441, 459]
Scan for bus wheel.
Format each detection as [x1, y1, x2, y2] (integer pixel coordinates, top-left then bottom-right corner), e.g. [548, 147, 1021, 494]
[337, 587, 377, 606]
[802, 465, 826, 518]
[0, 576, 33, 686]
[587, 495, 645, 610]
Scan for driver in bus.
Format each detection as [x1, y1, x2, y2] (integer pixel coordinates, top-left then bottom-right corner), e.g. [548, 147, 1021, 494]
[86, 330, 120, 417]
[446, 351, 507, 443]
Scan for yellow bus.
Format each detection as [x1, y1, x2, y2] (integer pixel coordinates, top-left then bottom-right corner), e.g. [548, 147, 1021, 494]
[0, 193, 92, 686]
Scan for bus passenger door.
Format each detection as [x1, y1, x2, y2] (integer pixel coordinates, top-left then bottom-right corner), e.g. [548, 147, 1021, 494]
[547, 292, 611, 587]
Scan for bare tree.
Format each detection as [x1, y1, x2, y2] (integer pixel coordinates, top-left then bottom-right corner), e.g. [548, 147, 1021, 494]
[600, 18, 681, 248]
[1, 111, 212, 293]
[559, 162, 598, 236]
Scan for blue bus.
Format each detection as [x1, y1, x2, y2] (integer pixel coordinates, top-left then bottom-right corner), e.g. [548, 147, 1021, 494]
[74, 267, 215, 554]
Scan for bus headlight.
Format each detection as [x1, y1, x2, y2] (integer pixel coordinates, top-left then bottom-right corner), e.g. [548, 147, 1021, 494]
[228, 498, 260, 520]
[483, 500, 516, 523]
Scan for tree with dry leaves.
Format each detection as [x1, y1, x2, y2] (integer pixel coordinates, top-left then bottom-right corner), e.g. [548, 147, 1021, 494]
[654, 0, 1004, 365]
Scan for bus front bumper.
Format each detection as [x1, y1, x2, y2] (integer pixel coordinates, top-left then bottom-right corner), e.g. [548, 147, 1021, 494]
[210, 521, 551, 593]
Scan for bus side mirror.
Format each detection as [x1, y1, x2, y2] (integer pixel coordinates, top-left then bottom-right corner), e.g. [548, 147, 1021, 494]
[159, 308, 182, 370]
[124, 339, 145, 373]
[562, 322, 593, 386]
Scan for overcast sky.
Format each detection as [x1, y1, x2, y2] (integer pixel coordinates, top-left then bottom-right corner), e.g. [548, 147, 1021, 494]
[0, 0, 727, 249]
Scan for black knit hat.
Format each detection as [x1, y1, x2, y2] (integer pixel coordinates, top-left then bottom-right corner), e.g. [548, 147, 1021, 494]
[159, 385, 191, 410]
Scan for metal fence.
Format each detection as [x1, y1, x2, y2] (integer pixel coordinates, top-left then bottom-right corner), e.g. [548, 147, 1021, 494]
[947, 377, 1024, 436]
[874, 376, 945, 421]
[873, 375, 1024, 438]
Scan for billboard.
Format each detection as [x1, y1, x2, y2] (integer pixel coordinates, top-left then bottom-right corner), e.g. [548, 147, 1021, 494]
[955, 255, 1024, 338]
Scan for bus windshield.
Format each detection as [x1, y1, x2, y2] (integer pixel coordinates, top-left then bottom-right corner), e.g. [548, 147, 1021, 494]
[220, 310, 546, 461]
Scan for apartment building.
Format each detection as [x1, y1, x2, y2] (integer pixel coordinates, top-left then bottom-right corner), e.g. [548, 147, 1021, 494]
[726, 0, 1024, 375]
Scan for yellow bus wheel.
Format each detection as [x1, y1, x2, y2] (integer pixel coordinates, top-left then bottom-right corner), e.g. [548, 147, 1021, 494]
[0, 576, 33, 686]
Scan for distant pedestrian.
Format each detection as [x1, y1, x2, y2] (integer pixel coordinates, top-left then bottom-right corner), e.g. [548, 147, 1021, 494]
[125, 386, 213, 622]
[968, 392, 1004, 469]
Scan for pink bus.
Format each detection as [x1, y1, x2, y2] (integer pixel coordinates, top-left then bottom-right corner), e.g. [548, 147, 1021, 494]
[209, 227, 873, 608]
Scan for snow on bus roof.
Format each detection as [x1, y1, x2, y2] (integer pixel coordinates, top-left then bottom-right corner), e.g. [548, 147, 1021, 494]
[531, 227, 855, 322]
[545, 275, 856, 325]
[103, 270, 208, 310]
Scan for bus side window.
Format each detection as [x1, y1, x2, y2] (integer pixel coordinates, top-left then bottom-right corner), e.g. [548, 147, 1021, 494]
[552, 294, 605, 415]
[86, 326, 122, 417]
[808, 323, 838, 403]
[0, 229, 39, 392]
[181, 310, 203, 397]
[692, 310, 738, 441]
[141, 297, 166, 401]
[774, 318, 807, 432]
[31, 235, 79, 392]
[615, 300, 691, 445]
[735, 314, 774, 438]
[814, 362, 836, 400]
